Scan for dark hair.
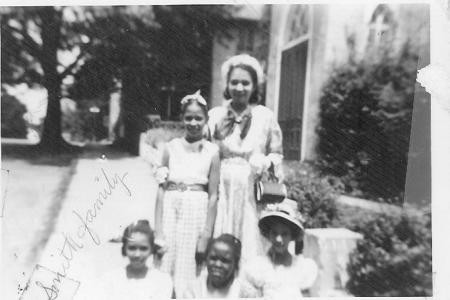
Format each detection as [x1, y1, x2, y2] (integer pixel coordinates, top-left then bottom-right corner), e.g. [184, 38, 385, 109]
[223, 64, 260, 104]
[121, 220, 155, 256]
[206, 234, 242, 270]
[180, 97, 208, 117]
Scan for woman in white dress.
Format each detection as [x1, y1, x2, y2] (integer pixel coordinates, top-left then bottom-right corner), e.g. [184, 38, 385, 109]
[241, 201, 318, 299]
[95, 220, 173, 299]
[208, 54, 284, 263]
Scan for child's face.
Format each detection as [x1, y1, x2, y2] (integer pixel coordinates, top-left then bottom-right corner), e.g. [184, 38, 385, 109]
[125, 232, 152, 269]
[206, 241, 236, 287]
[183, 102, 207, 141]
[268, 222, 292, 254]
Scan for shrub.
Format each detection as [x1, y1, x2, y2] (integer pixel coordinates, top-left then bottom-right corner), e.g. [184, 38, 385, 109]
[1, 92, 28, 138]
[282, 160, 343, 228]
[317, 43, 418, 204]
[346, 208, 432, 297]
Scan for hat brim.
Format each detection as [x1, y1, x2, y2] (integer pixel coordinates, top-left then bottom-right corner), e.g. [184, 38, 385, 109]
[258, 212, 304, 240]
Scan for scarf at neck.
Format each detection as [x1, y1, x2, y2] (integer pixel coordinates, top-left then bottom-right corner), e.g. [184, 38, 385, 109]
[214, 104, 252, 140]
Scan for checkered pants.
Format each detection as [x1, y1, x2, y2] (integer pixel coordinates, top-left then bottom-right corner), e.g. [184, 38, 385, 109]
[159, 190, 208, 296]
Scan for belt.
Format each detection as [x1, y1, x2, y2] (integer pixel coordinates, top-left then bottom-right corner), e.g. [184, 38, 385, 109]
[166, 182, 207, 192]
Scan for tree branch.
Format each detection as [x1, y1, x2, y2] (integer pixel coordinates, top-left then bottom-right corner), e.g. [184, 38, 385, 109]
[58, 50, 86, 80]
[6, 24, 43, 61]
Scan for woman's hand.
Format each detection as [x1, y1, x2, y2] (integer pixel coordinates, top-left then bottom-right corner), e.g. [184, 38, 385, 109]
[249, 153, 271, 176]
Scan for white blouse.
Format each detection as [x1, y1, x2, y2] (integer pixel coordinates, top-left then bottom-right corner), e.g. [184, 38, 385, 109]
[93, 267, 173, 300]
[166, 137, 219, 185]
[241, 254, 318, 299]
[181, 270, 243, 299]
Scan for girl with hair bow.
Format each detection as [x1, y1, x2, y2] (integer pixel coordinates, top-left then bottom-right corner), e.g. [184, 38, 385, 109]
[154, 91, 220, 296]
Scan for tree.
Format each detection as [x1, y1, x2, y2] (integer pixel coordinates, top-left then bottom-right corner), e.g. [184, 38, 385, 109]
[1, 89, 28, 138]
[1, 7, 90, 153]
[1, 5, 234, 154]
[71, 5, 233, 154]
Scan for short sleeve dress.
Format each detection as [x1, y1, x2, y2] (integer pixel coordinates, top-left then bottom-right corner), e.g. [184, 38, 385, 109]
[159, 137, 219, 296]
[208, 101, 283, 262]
[93, 267, 173, 300]
[181, 270, 243, 299]
[241, 254, 318, 300]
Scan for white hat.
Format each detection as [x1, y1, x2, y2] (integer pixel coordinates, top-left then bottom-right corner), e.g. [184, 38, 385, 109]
[221, 54, 265, 85]
[258, 199, 304, 240]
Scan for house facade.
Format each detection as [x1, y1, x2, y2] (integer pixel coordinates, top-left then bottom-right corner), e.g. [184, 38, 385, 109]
[265, 3, 430, 161]
[210, 3, 429, 161]
[209, 3, 430, 206]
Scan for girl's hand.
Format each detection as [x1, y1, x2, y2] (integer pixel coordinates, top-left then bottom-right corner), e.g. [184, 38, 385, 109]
[196, 235, 210, 256]
[154, 237, 168, 258]
[154, 166, 169, 184]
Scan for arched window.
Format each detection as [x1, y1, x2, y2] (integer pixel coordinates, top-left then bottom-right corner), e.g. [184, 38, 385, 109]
[285, 5, 310, 44]
[368, 4, 396, 47]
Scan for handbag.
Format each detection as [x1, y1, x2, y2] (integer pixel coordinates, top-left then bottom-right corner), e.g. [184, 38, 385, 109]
[254, 163, 287, 204]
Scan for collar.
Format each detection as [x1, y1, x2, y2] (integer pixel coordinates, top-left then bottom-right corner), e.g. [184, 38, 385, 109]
[225, 100, 253, 120]
[181, 137, 204, 152]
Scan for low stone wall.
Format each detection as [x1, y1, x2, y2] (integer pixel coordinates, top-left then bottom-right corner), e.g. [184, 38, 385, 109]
[303, 228, 363, 297]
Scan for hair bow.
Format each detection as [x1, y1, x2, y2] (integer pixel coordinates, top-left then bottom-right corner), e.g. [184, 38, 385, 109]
[180, 90, 207, 106]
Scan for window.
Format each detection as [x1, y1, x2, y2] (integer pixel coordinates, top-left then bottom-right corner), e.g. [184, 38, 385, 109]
[368, 5, 396, 47]
[286, 5, 310, 44]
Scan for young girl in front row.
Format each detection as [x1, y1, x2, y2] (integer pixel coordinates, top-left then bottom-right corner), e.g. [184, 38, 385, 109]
[154, 90, 220, 296]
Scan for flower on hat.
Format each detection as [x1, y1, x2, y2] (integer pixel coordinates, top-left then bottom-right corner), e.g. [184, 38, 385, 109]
[264, 200, 305, 225]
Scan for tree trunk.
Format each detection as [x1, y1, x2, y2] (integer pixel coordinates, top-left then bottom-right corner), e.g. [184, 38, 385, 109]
[37, 7, 73, 153]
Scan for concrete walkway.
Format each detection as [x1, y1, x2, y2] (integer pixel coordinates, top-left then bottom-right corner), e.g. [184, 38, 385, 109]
[20, 150, 158, 300]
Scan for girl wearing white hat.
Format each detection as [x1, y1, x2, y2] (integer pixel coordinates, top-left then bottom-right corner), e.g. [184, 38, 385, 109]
[240, 200, 318, 299]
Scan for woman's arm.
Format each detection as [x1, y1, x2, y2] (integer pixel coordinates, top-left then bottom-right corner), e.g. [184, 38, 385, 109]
[266, 113, 284, 181]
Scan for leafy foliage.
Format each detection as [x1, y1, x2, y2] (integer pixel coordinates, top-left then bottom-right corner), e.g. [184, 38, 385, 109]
[346, 209, 432, 297]
[317, 43, 418, 204]
[282, 160, 343, 228]
[1, 90, 28, 138]
[1, 6, 233, 152]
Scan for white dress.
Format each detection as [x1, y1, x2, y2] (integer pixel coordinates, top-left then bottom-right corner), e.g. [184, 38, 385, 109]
[208, 101, 283, 263]
[181, 270, 243, 298]
[94, 267, 173, 300]
[241, 254, 318, 300]
[159, 137, 219, 296]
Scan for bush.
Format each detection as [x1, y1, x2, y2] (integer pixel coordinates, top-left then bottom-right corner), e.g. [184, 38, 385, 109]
[317, 43, 418, 204]
[1, 92, 28, 138]
[282, 160, 343, 228]
[346, 209, 432, 297]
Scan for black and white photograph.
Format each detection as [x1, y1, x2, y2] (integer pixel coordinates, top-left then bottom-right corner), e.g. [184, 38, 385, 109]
[1, 1, 448, 299]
